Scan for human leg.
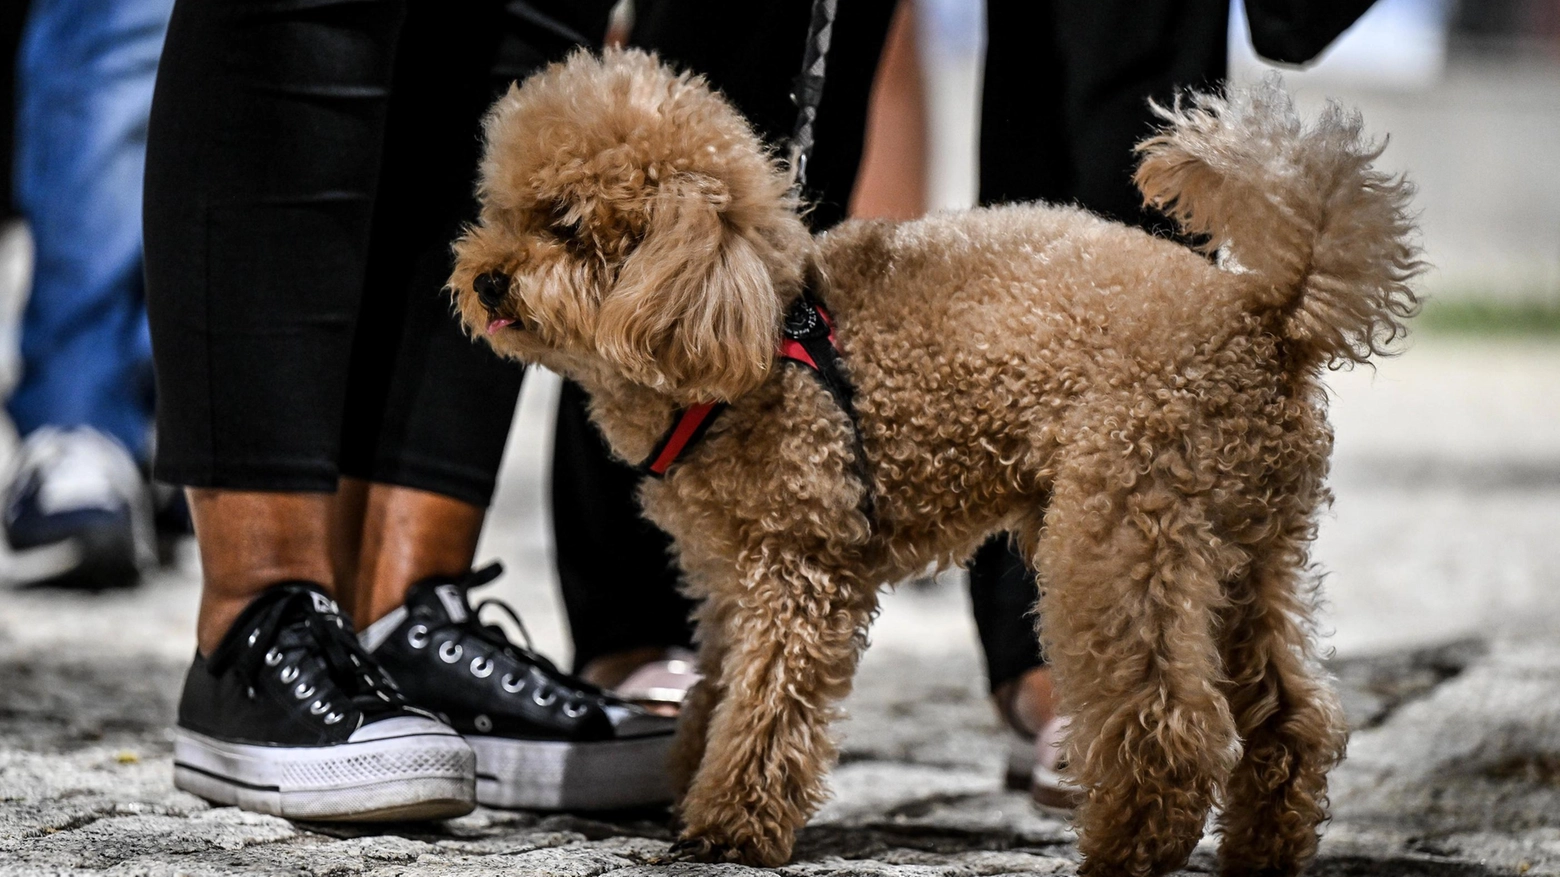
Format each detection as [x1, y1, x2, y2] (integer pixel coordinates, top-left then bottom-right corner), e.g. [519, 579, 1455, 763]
[188, 490, 334, 655]
[552, 378, 694, 678]
[10, 0, 171, 457]
[320, 0, 679, 811]
[332, 480, 486, 626]
[1051, 0, 1227, 229]
[4, 0, 173, 587]
[968, 0, 1068, 685]
[146, 0, 481, 821]
[332, 0, 626, 625]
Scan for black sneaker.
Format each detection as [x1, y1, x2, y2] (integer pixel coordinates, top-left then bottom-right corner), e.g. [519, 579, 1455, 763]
[360, 564, 676, 811]
[174, 583, 476, 821]
[3, 426, 154, 589]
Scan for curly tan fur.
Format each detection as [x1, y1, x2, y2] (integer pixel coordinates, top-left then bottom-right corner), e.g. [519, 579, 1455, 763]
[450, 49, 1421, 875]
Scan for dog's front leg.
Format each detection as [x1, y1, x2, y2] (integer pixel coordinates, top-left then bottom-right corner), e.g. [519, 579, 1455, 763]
[669, 555, 877, 867]
[669, 597, 733, 801]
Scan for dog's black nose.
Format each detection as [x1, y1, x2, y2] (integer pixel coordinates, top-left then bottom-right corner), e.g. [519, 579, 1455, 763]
[474, 272, 510, 310]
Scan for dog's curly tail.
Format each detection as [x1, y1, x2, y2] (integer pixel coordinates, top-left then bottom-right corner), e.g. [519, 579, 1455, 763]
[1134, 75, 1424, 368]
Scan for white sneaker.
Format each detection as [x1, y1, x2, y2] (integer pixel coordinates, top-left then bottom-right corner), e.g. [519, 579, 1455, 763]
[2, 426, 154, 588]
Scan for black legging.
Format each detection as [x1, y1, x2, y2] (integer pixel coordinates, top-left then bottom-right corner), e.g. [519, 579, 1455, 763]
[143, 0, 613, 505]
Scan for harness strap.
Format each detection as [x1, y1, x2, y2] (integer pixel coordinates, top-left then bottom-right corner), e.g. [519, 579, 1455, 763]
[641, 400, 729, 478]
[639, 292, 876, 521]
[778, 294, 876, 519]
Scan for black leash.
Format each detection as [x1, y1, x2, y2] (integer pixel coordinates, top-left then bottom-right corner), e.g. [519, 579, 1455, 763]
[788, 0, 838, 195]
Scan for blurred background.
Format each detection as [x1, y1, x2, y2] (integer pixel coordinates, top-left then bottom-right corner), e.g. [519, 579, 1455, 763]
[0, 0, 1557, 871]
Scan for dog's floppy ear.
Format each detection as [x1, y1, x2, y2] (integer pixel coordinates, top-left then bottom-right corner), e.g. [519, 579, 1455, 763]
[595, 174, 780, 401]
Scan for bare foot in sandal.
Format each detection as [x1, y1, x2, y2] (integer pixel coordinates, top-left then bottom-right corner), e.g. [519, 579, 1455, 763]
[581, 646, 700, 717]
[996, 666, 1083, 812]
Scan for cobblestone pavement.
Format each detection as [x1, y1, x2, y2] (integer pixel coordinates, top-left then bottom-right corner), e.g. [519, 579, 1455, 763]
[3, 337, 1559, 876]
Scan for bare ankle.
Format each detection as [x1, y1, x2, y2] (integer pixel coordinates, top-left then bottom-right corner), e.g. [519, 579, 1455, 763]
[995, 665, 1057, 736]
[580, 646, 683, 689]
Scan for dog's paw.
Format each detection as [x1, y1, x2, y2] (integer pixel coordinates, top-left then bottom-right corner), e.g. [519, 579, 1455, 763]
[655, 836, 733, 864]
[656, 835, 779, 866]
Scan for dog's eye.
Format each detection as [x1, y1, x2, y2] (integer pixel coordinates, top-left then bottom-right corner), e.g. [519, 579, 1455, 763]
[546, 202, 582, 240]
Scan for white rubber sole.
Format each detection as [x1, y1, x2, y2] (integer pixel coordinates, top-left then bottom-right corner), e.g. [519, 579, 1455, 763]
[173, 719, 476, 821]
[468, 732, 675, 811]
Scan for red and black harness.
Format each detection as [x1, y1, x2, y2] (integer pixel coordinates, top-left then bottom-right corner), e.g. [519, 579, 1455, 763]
[639, 290, 875, 519]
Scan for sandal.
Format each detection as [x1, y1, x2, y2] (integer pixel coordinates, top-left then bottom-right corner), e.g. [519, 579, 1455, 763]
[610, 648, 701, 714]
[1027, 715, 1084, 812]
[997, 676, 1083, 813]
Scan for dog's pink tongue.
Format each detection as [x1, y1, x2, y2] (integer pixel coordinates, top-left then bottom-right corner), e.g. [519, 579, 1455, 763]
[486, 318, 515, 334]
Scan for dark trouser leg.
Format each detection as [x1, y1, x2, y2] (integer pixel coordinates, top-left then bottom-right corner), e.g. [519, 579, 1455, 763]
[343, 0, 613, 507]
[552, 379, 695, 673]
[335, 0, 615, 621]
[145, 0, 409, 647]
[145, 0, 405, 490]
[968, 536, 1045, 692]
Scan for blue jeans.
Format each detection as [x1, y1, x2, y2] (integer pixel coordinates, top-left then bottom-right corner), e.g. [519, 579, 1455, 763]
[8, 0, 174, 460]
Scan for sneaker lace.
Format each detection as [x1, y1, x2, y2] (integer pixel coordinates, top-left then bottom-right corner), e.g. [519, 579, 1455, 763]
[215, 588, 407, 721]
[435, 564, 607, 700]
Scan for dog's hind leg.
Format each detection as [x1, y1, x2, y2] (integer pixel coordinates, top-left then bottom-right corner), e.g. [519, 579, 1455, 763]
[669, 555, 878, 867]
[1034, 451, 1241, 877]
[1215, 523, 1348, 877]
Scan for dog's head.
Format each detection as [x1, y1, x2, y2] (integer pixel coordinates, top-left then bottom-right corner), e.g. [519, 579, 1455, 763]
[451, 48, 811, 402]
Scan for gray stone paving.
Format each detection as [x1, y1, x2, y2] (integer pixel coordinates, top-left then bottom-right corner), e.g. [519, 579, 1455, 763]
[3, 337, 1559, 875]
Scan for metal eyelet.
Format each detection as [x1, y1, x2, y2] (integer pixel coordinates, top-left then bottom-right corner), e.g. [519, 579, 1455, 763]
[247, 629, 260, 646]
[438, 641, 463, 663]
[469, 656, 494, 678]
[309, 700, 329, 715]
[264, 648, 284, 667]
[406, 624, 430, 649]
[294, 683, 315, 700]
[245, 686, 256, 701]
[279, 666, 299, 683]
[473, 714, 493, 733]
[532, 687, 557, 708]
[501, 673, 525, 694]
[324, 712, 344, 725]
[562, 701, 588, 719]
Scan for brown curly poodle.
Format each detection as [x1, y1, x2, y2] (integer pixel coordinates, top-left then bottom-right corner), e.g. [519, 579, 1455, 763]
[449, 48, 1421, 876]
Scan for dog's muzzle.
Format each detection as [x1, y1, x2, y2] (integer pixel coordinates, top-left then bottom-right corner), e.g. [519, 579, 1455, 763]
[474, 272, 510, 311]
